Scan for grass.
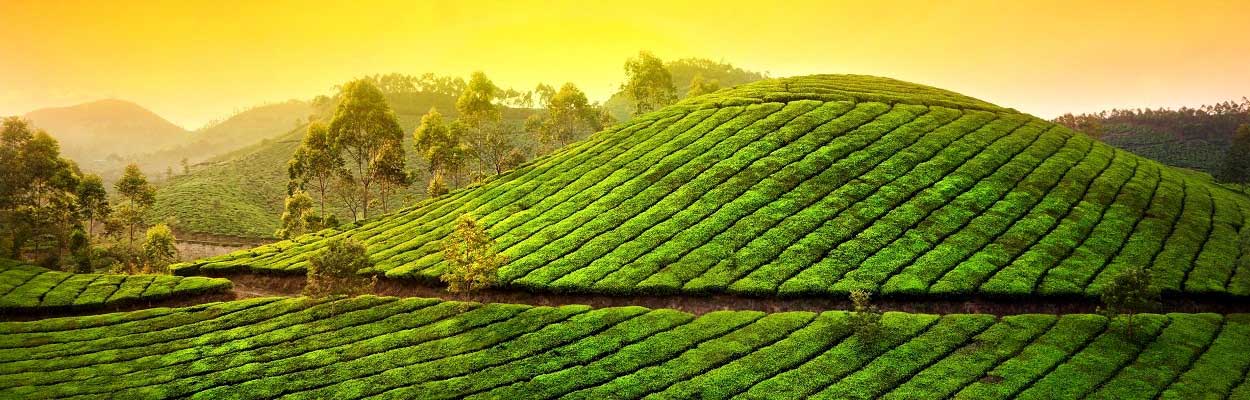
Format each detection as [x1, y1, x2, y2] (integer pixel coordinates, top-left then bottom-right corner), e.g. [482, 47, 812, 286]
[170, 74, 1250, 300]
[0, 258, 231, 311]
[0, 296, 1247, 399]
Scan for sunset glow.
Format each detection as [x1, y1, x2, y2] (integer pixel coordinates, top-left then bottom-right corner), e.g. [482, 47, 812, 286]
[2, 0, 1248, 128]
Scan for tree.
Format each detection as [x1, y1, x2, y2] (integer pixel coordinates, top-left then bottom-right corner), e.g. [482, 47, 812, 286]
[427, 173, 449, 198]
[304, 238, 376, 298]
[413, 108, 465, 184]
[441, 214, 507, 296]
[371, 141, 410, 214]
[621, 51, 677, 116]
[0, 118, 82, 263]
[1100, 266, 1161, 338]
[141, 223, 178, 273]
[76, 174, 109, 236]
[180, 158, 190, 174]
[327, 79, 404, 221]
[289, 122, 344, 220]
[114, 163, 155, 248]
[1219, 123, 1250, 191]
[276, 190, 315, 239]
[1053, 113, 1105, 139]
[848, 290, 883, 343]
[456, 72, 519, 175]
[529, 83, 604, 151]
[686, 74, 721, 97]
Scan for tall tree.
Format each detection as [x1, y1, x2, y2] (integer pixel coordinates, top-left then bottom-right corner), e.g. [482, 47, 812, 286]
[76, 174, 109, 236]
[529, 83, 604, 151]
[289, 122, 343, 219]
[441, 214, 506, 296]
[0, 119, 82, 263]
[276, 190, 315, 239]
[621, 51, 677, 116]
[1100, 266, 1161, 338]
[686, 74, 721, 97]
[371, 141, 410, 214]
[1220, 123, 1250, 191]
[456, 72, 518, 175]
[413, 108, 465, 184]
[114, 163, 156, 249]
[327, 79, 404, 221]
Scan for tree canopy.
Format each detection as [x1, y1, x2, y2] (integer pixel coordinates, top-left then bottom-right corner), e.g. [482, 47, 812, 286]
[621, 51, 678, 116]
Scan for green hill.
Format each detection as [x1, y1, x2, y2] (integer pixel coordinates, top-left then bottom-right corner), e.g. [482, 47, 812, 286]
[150, 92, 535, 239]
[1065, 100, 1250, 175]
[174, 74, 1250, 299]
[2, 296, 1247, 399]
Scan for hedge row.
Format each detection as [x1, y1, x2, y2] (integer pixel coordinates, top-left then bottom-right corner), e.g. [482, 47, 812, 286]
[1, 297, 1248, 399]
[0, 259, 231, 312]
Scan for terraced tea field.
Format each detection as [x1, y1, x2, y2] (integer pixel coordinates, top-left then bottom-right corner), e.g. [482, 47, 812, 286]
[174, 75, 1250, 300]
[1, 296, 1247, 399]
[0, 259, 231, 312]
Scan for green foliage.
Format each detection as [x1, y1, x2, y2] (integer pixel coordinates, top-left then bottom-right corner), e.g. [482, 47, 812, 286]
[275, 190, 316, 239]
[527, 83, 607, 152]
[174, 75, 1250, 301]
[1100, 265, 1162, 337]
[621, 51, 678, 116]
[0, 257, 229, 311]
[303, 238, 374, 298]
[1220, 123, 1250, 187]
[1, 299, 1246, 399]
[848, 289, 883, 341]
[141, 223, 178, 273]
[440, 214, 507, 295]
[327, 79, 405, 221]
[1075, 98, 1250, 174]
[686, 73, 721, 98]
[0, 117, 85, 264]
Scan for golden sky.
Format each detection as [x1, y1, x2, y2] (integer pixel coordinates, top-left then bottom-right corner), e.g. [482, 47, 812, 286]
[2, 0, 1248, 128]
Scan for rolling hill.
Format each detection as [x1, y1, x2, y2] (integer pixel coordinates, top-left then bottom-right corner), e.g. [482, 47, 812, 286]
[149, 92, 535, 239]
[24, 99, 189, 170]
[173, 74, 1250, 300]
[2, 296, 1247, 399]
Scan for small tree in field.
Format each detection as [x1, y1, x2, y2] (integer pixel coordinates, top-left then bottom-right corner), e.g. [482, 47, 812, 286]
[441, 214, 507, 296]
[1100, 266, 1161, 338]
[304, 238, 376, 298]
[141, 224, 178, 273]
[848, 290, 884, 343]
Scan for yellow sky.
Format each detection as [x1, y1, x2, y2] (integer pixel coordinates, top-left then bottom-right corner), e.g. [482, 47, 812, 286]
[2, 0, 1248, 128]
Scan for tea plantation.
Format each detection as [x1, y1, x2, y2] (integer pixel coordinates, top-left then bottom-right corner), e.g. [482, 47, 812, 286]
[1, 296, 1247, 399]
[0, 259, 231, 312]
[173, 75, 1250, 299]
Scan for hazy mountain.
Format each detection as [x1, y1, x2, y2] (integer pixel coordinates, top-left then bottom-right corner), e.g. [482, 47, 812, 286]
[23, 99, 189, 169]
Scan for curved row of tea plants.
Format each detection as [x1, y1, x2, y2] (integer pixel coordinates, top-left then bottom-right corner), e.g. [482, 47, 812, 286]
[0, 259, 231, 312]
[0, 296, 1247, 399]
[172, 75, 1250, 299]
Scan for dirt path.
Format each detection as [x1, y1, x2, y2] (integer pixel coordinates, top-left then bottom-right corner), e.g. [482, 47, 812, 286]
[212, 272, 1250, 316]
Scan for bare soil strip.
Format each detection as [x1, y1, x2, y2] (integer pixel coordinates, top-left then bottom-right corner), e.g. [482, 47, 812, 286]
[216, 273, 1250, 316]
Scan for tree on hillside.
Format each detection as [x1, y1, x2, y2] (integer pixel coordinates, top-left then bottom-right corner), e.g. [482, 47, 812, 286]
[0, 118, 82, 264]
[1219, 123, 1250, 191]
[276, 190, 316, 239]
[1100, 266, 1161, 338]
[621, 51, 678, 116]
[114, 163, 156, 250]
[289, 122, 343, 222]
[848, 290, 884, 345]
[1053, 113, 1105, 139]
[441, 214, 506, 296]
[76, 174, 110, 236]
[456, 72, 520, 176]
[371, 141, 410, 214]
[526, 83, 606, 152]
[304, 238, 376, 298]
[142, 223, 178, 273]
[686, 74, 721, 98]
[327, 79, 405, 221]
[413, 108, 465, 186]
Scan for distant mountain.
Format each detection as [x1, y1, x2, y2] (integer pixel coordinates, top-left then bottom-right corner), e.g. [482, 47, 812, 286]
[24, 99, 189, 169]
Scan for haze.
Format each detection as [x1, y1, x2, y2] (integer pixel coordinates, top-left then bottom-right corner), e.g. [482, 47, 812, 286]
[2, 0, 1247, 128]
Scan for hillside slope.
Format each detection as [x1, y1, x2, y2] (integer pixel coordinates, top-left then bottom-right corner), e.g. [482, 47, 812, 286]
[2, 297, 1248, 399]
[24, 99, 189, 169]
[175, 75, 1250, 299]
[150, 92, 534, 238]
[0, 258, 230, 311]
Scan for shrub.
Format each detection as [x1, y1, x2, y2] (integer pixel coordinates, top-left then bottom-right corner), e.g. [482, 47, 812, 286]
[304, 238, 376, 298]
[1100, 265, 1161, 338]
[441, 214, 507, 295]
[849, 289, 884, 342]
